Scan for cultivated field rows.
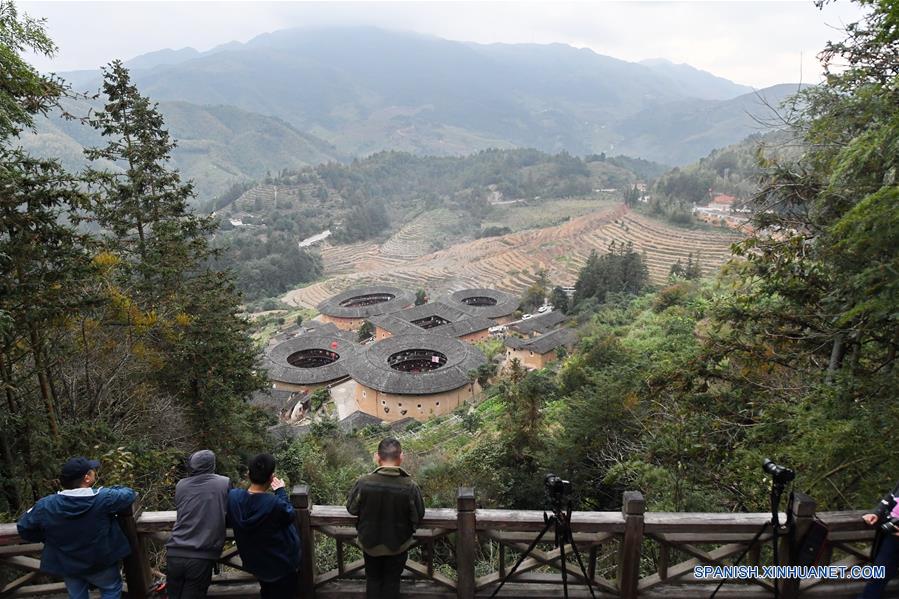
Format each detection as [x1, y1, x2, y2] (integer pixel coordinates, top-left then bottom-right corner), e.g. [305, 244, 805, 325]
[282, 204, 742, 308]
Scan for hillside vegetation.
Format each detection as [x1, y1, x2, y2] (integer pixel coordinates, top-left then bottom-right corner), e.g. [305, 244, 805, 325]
[284, 205, 740, 308]
[37, 28, 793, 179]
[18, 98, 343, 199]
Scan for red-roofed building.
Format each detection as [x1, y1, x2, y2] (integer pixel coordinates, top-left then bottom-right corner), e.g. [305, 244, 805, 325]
[711, 193, 737, 207]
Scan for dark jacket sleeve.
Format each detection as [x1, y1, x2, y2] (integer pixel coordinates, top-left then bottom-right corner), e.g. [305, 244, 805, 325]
[103, 486, 138, 513]
[16, 503, 45, 543]
[272, 488, 296, 526]
[409, 483, 425, 528]
[873, 482, 899, 520]
[346, 480, 363, 516]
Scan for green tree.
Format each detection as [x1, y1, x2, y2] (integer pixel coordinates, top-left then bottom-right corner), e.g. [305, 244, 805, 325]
[573, 243, 648, 307]
[0, 2, 92, 510]
[85, 62, 266, 457]
[0, 1, 64, 138]
[550, 286, 570, 314]
[358, 321, 374, 342]
[521, 269, 549, 311]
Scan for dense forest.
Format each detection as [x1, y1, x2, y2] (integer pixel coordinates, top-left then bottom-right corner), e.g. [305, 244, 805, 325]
[1, 0, 897, 539]
[0, 8, 270, 513]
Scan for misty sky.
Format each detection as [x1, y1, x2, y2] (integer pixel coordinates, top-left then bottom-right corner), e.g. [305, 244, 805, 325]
[21, 1, 866, 88]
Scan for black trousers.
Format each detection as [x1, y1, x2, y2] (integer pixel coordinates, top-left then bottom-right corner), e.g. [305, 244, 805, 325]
[166, 556, 215, 599]
[363, 551, 407, 599]
[860, 534, 899, 598]
[259, 571, 298, 599]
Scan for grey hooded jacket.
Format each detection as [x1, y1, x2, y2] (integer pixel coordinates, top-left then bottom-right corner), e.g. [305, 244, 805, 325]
[166, 450, 231, 560]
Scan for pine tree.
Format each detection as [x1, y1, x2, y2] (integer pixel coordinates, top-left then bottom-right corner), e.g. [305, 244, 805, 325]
[85, 61, 265, 455]
[550, 286, 570, 314]
[0, 2, 93, 508]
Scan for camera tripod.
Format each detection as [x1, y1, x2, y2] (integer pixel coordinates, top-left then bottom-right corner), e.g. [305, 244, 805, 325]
[709, 466, 794, 599]
[489, 498, 597, 599]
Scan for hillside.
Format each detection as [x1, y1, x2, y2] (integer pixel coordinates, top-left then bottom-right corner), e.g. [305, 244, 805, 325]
[613, 84, 805, 164]
[283, 204, 741, 308]
[212, 149, 648, 243]
[54, 27, 794, 166]
[17, 99, 344, 199]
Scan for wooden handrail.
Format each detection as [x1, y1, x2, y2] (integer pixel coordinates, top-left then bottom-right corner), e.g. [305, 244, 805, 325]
[0, 489, 892, 599]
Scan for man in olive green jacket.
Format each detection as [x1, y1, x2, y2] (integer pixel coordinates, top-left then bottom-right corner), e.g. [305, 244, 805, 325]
[347, 438, 425, 599]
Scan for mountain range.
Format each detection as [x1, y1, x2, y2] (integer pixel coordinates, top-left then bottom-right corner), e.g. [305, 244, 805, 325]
[21, 27, 801, 199]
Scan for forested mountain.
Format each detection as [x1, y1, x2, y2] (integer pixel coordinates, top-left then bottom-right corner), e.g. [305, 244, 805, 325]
[210, 149, 651, 299]
[17, 98, 343, 199]
[639, 58, 754, 100]
[40, 27, 794, 176]
[643, 128, 801, 223]
[211, 148, 644, 240]
[614, 83, 805, 164]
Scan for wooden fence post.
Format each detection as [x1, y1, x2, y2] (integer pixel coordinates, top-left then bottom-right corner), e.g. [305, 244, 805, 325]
[456, 487, 477, 599]
[779, 492, 816, 599]
[292, 485, 316, 599]
[617, 491, 645, 599]
[118, 499, 150, 599]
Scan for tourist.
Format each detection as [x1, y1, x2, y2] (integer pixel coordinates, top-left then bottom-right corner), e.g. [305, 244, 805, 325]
[166, 449, 231, 598]
[16, 457, 136, 599]
[859, 481, 899, 598]
[346, 438, 425, 599]
[227, 453, 301, 598]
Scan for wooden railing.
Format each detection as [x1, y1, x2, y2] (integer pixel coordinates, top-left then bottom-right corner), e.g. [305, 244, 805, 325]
[1, 486, 897, 598]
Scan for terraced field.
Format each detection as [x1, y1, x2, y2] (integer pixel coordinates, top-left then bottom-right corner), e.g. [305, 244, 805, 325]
[282, 204, 742, 308]
[380, 209, 462, 258]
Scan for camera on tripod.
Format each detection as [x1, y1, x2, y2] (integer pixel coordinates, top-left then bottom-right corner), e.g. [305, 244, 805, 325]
[492, 473, 595, 598]
[545, 473, 572, 499]
[762, 458, 795, 485]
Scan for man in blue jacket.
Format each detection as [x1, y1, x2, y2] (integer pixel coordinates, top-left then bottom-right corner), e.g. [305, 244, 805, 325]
[227, 453, 301, 598]
[17, 457, 136, 599]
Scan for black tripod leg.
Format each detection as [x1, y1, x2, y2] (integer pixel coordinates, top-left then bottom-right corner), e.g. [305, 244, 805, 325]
[567, 534, 598, 599]
[559, 532, 569, 599]
[489, 518, 554, 598]
[709, 521, 769, 599]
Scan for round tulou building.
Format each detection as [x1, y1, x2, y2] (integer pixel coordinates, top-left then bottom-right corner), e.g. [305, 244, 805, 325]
[265, 332, 358, 394]
[441, 288, 520, 324]
[346, 333, 487, 422]
[316, 285, 416, 331]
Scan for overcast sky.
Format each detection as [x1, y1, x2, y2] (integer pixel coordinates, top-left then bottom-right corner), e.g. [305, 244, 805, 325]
[21, 1, 866, 88]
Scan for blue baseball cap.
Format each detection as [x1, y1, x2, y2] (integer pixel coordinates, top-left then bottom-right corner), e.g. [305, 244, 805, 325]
[59, 457, 101, 484]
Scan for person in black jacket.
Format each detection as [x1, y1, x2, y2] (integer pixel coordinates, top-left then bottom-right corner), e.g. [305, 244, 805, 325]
[860, 482, 899, 598]
[17, 457, 135, 599]
[227, 453, 301, 599]
[166, 450, 231, 598]
[346, 438, 425, 599]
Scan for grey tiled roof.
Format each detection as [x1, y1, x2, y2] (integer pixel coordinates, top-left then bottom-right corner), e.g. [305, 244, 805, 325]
[368, 314, 421, 336]
[505, 327, 578, 355]
[264, 334, 359, 386]
[440, 288, 519, 319]
[347, 333, 487, 395]
[369, 301, 492, 339]
[317, 286, 415, 319]
[250, 388, 302, 411]
[510, 310, 567, 336]
[339, 410, 384, 432]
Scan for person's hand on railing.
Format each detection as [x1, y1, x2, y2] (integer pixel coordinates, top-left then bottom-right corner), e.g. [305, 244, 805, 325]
[863, 513, 878, 526]
[271, 476, 286, 492]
